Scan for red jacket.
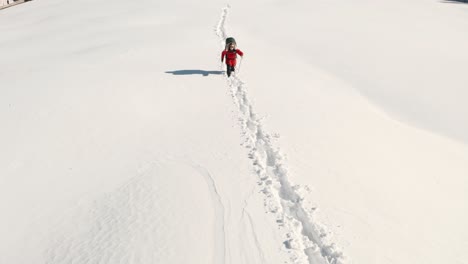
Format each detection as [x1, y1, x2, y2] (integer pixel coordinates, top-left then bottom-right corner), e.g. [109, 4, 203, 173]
[221, 49, 244, 66]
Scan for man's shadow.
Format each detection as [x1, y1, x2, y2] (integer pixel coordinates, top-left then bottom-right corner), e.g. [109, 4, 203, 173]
[442, 0, 468, 3]
[165, 70, 224, 76]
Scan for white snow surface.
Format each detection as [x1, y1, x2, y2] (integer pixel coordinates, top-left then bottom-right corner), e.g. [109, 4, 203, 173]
[1, 0, 468, 264]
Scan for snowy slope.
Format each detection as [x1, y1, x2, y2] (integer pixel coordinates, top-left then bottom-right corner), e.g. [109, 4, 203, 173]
[1, 0, 468, 264]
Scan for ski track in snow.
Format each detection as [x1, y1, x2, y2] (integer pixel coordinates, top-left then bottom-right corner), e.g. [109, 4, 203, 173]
[245, 210, 267, 264]
[216, 6, 346, 264]
[191, 163, 227, 264]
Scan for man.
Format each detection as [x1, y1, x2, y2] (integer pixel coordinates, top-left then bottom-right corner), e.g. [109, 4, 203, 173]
[221, 41, 244, 77]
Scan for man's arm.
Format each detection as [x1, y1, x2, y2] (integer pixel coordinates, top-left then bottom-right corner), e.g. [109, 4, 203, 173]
[236, 49, 244, 57]
[221, 50, 226, 62]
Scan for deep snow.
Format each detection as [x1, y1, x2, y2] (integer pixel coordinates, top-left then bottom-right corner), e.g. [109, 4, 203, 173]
[1, 0, 468, 263]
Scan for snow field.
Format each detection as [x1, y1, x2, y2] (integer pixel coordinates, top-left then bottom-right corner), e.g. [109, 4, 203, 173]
[1, 0, 468, 264]
[217, 6, 346, 264]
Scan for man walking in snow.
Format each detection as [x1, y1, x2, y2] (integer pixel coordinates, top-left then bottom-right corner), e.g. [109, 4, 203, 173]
[221, 38, 244, 77]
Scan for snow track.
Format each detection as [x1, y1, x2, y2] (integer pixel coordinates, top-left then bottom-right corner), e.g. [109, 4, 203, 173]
[216, 6, 346, 264]
[192, 164, 227, 264]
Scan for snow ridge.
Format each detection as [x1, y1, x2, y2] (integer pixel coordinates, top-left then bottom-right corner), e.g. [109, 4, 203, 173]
[216, 6, 346, 264]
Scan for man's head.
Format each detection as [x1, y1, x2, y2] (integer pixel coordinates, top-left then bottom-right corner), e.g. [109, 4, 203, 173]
[229, 43, 236, 50]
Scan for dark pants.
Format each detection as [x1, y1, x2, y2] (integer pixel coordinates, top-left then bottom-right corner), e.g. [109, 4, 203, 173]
[226, 65, 235, 77]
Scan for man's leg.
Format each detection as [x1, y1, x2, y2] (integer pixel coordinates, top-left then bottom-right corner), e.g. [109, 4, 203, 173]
[230, 65, 236, 77]
[226, 65, 232, 77]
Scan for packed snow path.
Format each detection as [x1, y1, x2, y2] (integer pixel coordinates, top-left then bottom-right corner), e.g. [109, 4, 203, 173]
[216, 6, 346, 264]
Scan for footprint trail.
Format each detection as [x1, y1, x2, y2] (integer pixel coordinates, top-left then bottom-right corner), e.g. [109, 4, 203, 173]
[216, 6, 347, 264]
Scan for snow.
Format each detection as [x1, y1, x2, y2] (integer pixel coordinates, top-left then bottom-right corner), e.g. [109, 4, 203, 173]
[1, 0, 468, 264]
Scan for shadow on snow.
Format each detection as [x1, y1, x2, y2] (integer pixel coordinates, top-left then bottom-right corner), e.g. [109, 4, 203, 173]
[165, 70, 224, 76]
[441, 0, 468, 3]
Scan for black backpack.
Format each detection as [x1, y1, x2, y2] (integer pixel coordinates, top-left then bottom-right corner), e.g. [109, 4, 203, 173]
[225, 37, 237, 50]
[226, 37, 236, 45]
